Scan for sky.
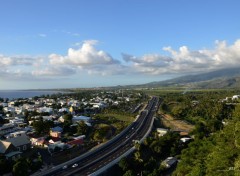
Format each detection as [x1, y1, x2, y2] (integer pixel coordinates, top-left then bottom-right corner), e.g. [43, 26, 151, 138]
[0, 0, 240, 90]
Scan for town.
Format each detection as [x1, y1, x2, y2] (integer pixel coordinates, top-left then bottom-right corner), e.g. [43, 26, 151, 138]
[1, 89, 240, 176]
[0, 90, 146, 175]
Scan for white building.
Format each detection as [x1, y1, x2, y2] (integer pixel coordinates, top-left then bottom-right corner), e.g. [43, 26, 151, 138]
[37, 107, 53, 113]
[72, 116, 91, 126]
[58, 108, 69, 113]
[9, 117, 24, 125]
[161, 157, 178, 168]
[0, 103, 8, 107]
[0, 123, 18, 136]
[156, 128, 169, 136]
[232, 95, 240, 100]
[3, 107, 15, 113]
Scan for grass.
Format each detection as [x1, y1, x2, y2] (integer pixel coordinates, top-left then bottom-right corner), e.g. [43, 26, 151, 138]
[141, 87, 240, 95]
[160, 113, 194, 133]
[97, 113, 135, 123]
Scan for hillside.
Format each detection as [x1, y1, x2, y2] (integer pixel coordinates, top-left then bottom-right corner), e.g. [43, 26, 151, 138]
[141, 67, 240, 89]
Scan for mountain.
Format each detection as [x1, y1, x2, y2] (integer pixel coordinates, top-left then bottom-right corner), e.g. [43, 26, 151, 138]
[142, 67, 240, 89]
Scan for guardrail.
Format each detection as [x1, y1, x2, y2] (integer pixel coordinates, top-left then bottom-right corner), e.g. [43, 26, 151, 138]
[90, 103, 157, 176]
[90, 147, 135, 176]
[32, 121, 136, 176]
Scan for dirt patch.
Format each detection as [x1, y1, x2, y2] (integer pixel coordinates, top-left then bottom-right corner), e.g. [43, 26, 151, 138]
[161, 114, 194, 133]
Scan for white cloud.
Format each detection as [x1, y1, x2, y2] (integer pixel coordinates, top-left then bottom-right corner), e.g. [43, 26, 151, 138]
[123, 39, 240, 75]
[49, 40, 119, 66]
[32, 66, 76, 77]
[1, 39, 240, 83]
[0, 55, 35, 67]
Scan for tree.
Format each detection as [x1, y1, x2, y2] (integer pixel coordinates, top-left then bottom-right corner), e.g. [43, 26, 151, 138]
[123, 170, 134, 176]
[134, 151, 143, 163]
[63, 114, 73, 124]
[12, 158, 29, 176]
[134, 141, 141, 151]
[77, 120, 89, 135]
[144, 157, 157, 171]
[32, 118, 54, 135]
[119, 157, 129, 171]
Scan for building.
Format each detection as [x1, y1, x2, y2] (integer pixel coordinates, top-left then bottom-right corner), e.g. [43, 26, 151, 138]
[30, 137, 48, 147]
[156, 128, 169, 136]
[161, 157, 178, 168]
[180, 137, 192, 143]
[9, 117, 25, 125]
[67, 135, 85, 147]
[0, 123, 18, 137]
[51, 126, 63, 133]
[0, 140, 21, 160]
[50, 131, 62, 138]
[5, 132, 31, 152]
[232, 95, 240, 100]
[72, 116, 91, 124]
[37, 107, 53, 114]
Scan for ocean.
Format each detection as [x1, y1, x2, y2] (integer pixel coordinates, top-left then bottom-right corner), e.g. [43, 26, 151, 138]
[0, 90, 63, 100]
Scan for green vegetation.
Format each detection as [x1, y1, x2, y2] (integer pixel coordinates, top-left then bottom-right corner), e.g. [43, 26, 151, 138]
[142, 89, 240, 176]
[121, 89, 240, 176]
[117, 131, 182, 176]
[93, 108, 136, 136]
[32, 117, 54, 135]
[174, 104, 240, 175]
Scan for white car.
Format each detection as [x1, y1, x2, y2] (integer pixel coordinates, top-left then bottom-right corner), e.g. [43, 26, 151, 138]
[72, 163, 78, 168]
[62, 165, 68, 169]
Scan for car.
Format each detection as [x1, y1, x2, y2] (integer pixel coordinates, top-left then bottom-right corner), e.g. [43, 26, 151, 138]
[72, 163, 78, 168]
[62, 165, 68, 169]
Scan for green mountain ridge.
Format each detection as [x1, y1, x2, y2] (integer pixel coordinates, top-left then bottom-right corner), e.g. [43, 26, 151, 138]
[141, 67, 240, 89]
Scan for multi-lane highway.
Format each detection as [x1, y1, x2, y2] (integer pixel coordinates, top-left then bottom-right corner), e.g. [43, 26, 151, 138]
[34, 96, 161, 176]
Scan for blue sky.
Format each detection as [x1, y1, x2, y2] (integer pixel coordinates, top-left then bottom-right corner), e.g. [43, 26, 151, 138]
[0, 0, 240, 89]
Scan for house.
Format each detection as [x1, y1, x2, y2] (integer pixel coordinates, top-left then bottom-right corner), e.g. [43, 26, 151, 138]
[180, 137, 192, 143]
[58, 116, 65, 123]
[72, 116, 91, 124]
[232, 95, 240, 100]
[0, 140, 22, 160]
[48, 142, 68, 153]
[0, 102, 8, 107]
[90, 102, 107, 109]
[9, 117, 24, 125]
[0, 123, 18, 137]
[8, 101, 15, 107]
[42, 116, 53, 121]
[50, 131, 62, 138]
[30, 137, 48, 147]
[5, 133, 31, 152]
[49, 138, 61, 144]
[67, 135, 85, 146]
[5, 131, 26, 138]
[51, 126, 63, 133]
[156, 128, 169, 136]
[3, 107, 15, 113]
[59, 107, 69, 113]
[22, 104, 35, 112]
[15, 107, 23, 114]
[37, 107, 53, 114]
[161, 157, 178, 168]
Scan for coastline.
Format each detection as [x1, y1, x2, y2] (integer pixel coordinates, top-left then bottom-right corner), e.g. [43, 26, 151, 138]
[0, 90, 65, 100]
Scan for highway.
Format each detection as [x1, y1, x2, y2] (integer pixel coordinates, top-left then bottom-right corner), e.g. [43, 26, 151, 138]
[33, 96, 161, 176]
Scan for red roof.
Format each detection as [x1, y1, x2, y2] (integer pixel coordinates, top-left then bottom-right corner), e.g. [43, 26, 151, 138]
[67, 138, 83, 145]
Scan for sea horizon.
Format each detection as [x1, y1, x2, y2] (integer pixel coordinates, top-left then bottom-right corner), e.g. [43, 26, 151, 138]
[0, 89, 64, 100]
